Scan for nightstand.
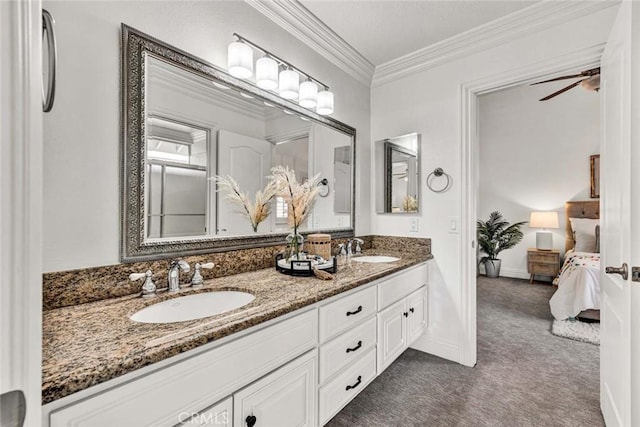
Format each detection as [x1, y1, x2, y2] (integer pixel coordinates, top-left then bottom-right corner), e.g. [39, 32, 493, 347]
[527, 248, 560, 283]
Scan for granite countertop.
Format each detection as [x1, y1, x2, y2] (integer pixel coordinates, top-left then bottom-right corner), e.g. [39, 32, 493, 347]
[42, 249, 432, 404]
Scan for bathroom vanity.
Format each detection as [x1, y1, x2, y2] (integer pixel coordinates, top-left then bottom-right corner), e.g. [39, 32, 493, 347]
[42, 255, 431, 426]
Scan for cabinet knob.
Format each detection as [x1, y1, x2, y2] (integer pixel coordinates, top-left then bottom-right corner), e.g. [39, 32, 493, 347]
[409, 307, 415, 313]
[403, 312, 408, 317]
[246, 415, 257, 427]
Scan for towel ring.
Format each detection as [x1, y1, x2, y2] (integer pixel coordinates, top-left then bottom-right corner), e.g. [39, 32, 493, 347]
[317, 178, 330, 197]
[426, 167, 451, 193]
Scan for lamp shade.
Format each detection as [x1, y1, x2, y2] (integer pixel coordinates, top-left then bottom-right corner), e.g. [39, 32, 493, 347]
[299, 81, 318, 108]
[256, 57, 278, 90]
[279, 69, 299, 99]
[529, 211, 559, 229]
[227, 41, 253, 79]
[316, 90, 334, 115]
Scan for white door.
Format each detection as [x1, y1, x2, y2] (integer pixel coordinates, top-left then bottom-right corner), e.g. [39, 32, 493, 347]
[600, 2, 638, 426]
[407, 287, 428, 344]
[233, 350, 317, 427]
[377, 298, 407, 374]
[217, 130, 271, 235]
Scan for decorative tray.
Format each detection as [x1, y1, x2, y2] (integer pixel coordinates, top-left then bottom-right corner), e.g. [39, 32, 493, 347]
[275, 253, 338, 277]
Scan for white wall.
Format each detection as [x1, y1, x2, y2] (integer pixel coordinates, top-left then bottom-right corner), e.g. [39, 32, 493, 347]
[43, 0, 370, 272]
[478, 82, 600, 279]
[370, 6, 617, 363]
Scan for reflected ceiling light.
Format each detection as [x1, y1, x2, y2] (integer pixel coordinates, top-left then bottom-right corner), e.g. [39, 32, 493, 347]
[299, 116, 309, 121]
[256, 56, 279, 90]
[316, 90, 334, 115]
[283, 109, 294, 115]
[299, 80, 318, 109]
[227, 41, 253, 79]
[279, 69, 299, 99]
[212, 82, 230, 90]
[240, 92, 254, 99]
[263, 101, 275, 107]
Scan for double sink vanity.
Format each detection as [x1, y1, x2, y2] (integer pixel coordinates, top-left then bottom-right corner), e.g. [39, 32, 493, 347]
[43, 246, 432, 426]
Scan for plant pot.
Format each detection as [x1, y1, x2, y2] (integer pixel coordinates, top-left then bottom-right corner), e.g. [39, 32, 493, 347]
[484, 259, 502, 278]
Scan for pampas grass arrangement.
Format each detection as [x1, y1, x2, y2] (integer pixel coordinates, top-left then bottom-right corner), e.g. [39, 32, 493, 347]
[215, 175, 279, 232]
[270, 165, 321, 259]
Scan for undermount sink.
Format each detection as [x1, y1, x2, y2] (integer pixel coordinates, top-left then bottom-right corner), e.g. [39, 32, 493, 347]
[130, 291, 255, 324]
[351, 255, 400, 263]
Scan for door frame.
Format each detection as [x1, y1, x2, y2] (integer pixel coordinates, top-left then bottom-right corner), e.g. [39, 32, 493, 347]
[459, 44, 605, 367]
[0, 0, 43, 425]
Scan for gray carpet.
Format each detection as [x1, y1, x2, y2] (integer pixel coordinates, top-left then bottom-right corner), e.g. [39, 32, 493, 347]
[326, 276, 603, 427]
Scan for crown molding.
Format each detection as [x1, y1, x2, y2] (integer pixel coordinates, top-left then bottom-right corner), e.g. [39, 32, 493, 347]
[244, 0, 374, 87]
[373, 0, 619, 87]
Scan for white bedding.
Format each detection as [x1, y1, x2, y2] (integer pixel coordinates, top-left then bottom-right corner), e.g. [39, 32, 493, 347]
[549, 251, 601, 320]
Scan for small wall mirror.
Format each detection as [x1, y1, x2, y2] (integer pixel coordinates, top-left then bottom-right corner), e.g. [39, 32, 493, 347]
[375, 133, 420, 214]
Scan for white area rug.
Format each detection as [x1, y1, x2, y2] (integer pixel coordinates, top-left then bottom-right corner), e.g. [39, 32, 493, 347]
[551, 319, 600, 345]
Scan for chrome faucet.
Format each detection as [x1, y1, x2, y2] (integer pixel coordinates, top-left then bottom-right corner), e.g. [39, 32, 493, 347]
[347, 238, 364, 256]
[167, 260, 190, 292]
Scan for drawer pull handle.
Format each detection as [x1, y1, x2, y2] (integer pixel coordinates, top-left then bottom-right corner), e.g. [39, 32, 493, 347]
[346, 306, 363, 316]
[345, 375, 362, 391]
[410, 308, 415, 313]
[403, 312, 409, 317]
[246, 415, 257, 427]
[346, 340, 362, 353]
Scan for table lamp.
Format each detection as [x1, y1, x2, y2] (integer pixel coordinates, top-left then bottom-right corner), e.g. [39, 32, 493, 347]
[529, 211, 559, 251]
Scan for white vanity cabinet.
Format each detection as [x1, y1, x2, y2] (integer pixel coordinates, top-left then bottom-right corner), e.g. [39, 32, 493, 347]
[47, 309, 318, 427]
[376, 264, 428, 374]
[233, 350, 317, 427]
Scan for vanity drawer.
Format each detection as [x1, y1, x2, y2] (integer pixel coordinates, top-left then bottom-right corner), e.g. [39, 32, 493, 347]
[319, 317, 376, 383]
[378, 264, 428, 310]
[49, 309, 317, 427]
[318, 347, 376, 426]
[319, 286, 377, 343]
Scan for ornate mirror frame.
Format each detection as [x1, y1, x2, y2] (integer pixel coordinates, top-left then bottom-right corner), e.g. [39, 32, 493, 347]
[121, 25, 356, 262]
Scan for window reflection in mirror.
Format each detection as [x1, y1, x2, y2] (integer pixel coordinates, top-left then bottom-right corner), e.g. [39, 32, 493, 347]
[375, 133, 420, 214]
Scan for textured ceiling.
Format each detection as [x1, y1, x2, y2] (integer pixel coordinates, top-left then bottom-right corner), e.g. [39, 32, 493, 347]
[301, 0, 538, 65]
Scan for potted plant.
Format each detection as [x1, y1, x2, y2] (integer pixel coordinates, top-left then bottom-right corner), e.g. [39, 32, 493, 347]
[477, 211, 526, 278]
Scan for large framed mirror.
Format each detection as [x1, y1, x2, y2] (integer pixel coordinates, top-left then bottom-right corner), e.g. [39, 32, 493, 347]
[121, 25, 356, 261]
[375, 133, 420, 214]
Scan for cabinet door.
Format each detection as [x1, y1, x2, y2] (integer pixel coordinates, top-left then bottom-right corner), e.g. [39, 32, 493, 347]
[234, 350, 317, 427]
[407, 286, 428, 344]
[377, 298, 407, 374]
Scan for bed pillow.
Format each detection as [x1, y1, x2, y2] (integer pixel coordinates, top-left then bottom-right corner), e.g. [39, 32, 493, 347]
[569, 217, 599, 253]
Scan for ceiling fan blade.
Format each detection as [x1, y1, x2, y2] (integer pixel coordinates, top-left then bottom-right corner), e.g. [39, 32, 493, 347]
[531, 74, 586, 85]
[539, 79, 584, 101]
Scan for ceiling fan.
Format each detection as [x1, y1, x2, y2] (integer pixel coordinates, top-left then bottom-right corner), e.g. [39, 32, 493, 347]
[531, 67, 600, 101]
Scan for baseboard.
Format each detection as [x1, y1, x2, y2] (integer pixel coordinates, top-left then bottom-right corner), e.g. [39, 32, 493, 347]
[410, 334, 463, 364]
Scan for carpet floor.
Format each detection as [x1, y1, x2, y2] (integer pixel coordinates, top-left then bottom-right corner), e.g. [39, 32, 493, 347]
[326, 276, 602, 427]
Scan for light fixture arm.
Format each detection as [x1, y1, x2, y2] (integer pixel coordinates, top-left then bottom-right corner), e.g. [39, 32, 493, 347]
[233, 33, 330, 91]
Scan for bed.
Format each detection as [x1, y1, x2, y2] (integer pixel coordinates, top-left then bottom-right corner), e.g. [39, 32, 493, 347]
[549, 201, 601, 321]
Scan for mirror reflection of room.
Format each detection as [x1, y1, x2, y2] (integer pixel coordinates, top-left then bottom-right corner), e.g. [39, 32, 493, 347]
[375, 132, 420, 214]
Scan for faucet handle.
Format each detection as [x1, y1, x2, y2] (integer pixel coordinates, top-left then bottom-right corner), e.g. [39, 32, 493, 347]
[337, 243, 347, 257]
[190, 262, 215, 288]
[130, 270, 156, 298]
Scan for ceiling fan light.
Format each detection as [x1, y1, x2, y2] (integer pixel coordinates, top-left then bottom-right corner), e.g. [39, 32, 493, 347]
[299, 81, 318, 109]
[256, 56, 279, 90]
[279, 69, 299, 99]
[316, 90, 334, 115]
[227, 41, 253, 79]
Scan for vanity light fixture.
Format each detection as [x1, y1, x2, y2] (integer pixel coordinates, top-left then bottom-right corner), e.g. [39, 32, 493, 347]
[227, 40, 253, 79]
[299, 80, 318, 108]
[256, 56, 279, 90]
[279, 68, 299, 99]
[316, 90, 334, 115]
[229, 33, 334, 115]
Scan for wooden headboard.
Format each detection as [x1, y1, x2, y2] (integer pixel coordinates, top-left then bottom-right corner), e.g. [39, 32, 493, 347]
[565, 201, 600, 252]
